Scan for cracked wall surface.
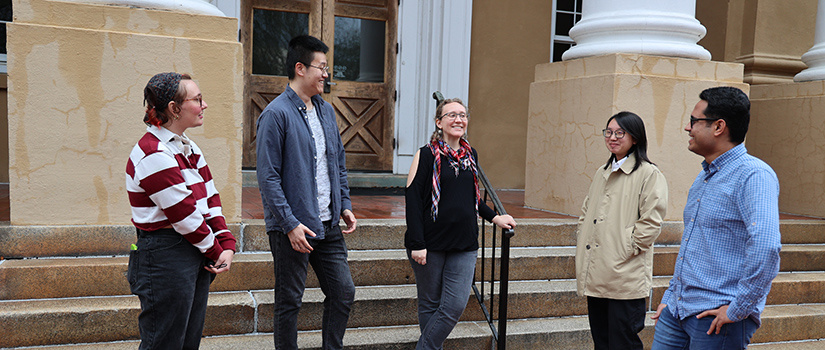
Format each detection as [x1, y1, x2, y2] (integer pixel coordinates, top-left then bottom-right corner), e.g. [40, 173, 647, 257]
[525, 54, 746, 220]
[7, 0, 243, 225]
[749, 81, 825, 217]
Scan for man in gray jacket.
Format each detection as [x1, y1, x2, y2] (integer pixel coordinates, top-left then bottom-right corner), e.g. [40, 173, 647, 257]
[256, 35, 357, 350]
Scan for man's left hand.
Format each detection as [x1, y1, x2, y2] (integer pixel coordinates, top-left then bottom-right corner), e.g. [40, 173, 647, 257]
[696, 305, 733, 335]
[342, 209, 357, 234]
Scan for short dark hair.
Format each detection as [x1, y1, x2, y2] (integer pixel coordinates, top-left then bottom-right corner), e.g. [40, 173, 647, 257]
[699, 86, 750, 144]
[286, 35, 329, 80]
[143, 73, 192, 126]
[603, 111, 654, 173]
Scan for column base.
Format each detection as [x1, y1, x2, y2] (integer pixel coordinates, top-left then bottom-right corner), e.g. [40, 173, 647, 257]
[525, 54, 745, 220]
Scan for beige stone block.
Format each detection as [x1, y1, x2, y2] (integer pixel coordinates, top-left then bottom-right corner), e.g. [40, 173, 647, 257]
[0, 224, 242, 258]
[7, 0, 243, 225]
[526, 54, 747, 220]
[749, 82, 825, 217]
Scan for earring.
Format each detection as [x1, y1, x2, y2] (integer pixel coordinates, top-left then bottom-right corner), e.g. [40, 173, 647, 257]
[437, 128, 443, 135]
[173, 114, 180, 121]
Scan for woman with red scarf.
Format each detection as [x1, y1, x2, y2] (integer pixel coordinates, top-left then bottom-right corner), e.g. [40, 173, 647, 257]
[404, 98, 516, 349]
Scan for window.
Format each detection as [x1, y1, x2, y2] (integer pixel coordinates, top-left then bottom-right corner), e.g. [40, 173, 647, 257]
[0, 0, 11, 73]
[333, 16, 385, 82]
[251, 9, 308, 76]
[551, 0, 582, 62]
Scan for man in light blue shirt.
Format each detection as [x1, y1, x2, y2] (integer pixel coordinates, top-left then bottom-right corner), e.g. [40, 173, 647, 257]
[651, 86, 781, 349]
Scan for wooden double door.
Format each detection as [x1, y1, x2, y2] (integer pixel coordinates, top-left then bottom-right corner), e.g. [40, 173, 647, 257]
[241, 0, 397, 171]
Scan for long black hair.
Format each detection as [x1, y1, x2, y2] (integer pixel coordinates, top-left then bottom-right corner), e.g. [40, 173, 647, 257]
[603, 111, 654, 173]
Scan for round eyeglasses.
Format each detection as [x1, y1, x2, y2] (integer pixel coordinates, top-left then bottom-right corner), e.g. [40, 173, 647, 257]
[602, 129, 626, 139]
[441, 112, 468, 121]
[304, 63, 330, 74]
[183, 95, 203, 108]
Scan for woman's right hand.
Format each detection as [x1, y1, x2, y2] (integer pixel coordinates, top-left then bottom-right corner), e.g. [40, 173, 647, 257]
[411, 249, 427, 265]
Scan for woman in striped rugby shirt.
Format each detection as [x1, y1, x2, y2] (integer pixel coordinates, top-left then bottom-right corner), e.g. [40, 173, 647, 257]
[125, 72, 236, 349]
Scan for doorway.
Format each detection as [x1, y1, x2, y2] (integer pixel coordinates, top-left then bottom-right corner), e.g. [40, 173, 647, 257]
[241, 0, 397, 171]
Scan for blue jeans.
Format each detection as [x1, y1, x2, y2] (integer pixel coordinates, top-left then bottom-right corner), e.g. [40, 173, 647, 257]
[127, 228, 215, 350]
[651, 306, 759, 350]
[408, 249, 477, 350]
[269, 222, 355, 350]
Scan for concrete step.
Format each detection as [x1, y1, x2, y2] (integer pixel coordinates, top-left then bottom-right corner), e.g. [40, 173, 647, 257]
[5, 244, 825, 301]
[750, 339, 825, 349]
[0, 292, 255, 348]
[4, 219, 824, 258]
[9, 304, 825, 349]
[237, 219, 825, 251]
[4, 272, 824, 348]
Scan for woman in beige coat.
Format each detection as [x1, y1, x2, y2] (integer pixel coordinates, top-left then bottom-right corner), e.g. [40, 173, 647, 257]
[576, 111, 668, 350]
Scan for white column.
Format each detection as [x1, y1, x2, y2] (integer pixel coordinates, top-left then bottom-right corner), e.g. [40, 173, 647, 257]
[562, 0, 710, 61]
[394, 0, 473, 174]
[795, 0, 825, 82]
[67, 0, 225, 16]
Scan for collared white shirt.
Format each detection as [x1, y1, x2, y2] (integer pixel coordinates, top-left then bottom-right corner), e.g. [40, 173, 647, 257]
[611, 156, 628, 172]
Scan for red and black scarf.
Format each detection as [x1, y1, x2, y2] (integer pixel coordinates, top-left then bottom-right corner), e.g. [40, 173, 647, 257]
[428, 138, 480, 221]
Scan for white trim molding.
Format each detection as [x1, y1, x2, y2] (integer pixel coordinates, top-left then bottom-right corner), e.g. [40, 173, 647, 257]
[394, 0, 473, 174]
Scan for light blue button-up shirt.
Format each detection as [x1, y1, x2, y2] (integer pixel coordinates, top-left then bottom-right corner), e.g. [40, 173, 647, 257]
[661, 144, 781, 326]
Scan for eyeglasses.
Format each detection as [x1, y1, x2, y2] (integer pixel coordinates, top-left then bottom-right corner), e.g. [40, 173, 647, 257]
[602, 129, 626, 139]
[440, 112, 468, 121]
[689, 116, 720, 127]
[184, 95, 203, 108]
[303, 63, 330, 74]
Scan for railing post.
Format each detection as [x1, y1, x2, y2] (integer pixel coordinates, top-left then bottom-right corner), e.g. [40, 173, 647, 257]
[497, 228, 514, 350]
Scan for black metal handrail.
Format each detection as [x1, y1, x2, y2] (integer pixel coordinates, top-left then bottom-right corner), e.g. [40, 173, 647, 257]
[473, 164, 514, 350]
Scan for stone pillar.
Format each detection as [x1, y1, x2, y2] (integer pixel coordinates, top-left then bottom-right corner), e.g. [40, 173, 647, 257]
[525, 54, 745, 220]
[6, 0, 243, 226]
[724, 0, 815, 84]
[795, 0, 825, 82]
[562, 0, 710, 61]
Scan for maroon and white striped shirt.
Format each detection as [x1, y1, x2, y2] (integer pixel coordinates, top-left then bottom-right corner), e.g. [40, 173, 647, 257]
[126, 126, 235, 261]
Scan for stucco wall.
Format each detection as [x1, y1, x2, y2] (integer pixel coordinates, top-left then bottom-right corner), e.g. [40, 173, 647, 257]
[468, 0, 552, 189]
[748, 82, 825, 218]
[7, 0, 243, 225]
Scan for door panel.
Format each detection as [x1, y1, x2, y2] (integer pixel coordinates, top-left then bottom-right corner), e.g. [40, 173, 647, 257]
[242, 0, 396, 171]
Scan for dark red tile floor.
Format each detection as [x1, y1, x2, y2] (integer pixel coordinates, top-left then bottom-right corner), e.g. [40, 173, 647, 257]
[242, 187, 574, 220]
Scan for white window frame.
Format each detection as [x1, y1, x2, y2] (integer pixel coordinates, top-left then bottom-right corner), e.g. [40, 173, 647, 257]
[0, 18, 9, 73]
[550, 0, 583, 62]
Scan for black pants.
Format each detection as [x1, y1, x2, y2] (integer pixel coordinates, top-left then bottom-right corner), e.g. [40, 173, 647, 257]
[587, 296, 646, 350]
[268, 221, 355, 350]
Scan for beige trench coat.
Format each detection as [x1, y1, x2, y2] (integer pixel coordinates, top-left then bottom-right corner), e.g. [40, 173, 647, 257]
[576, 154, 668, 299]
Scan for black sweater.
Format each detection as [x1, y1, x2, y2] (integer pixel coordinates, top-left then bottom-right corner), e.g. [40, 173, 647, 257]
[405, 145, 497, 251]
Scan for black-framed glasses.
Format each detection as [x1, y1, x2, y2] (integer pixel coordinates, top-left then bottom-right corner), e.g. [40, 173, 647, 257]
[690, 116, 720, 127]
[602, 129, 626, 139]
[184, 95, 203, 108]
[303, 62, 330, 74]
[440, 112, 468, 121]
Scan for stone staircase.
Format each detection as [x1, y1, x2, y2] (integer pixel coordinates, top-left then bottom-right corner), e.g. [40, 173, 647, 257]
[1, 219, 825, 349]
